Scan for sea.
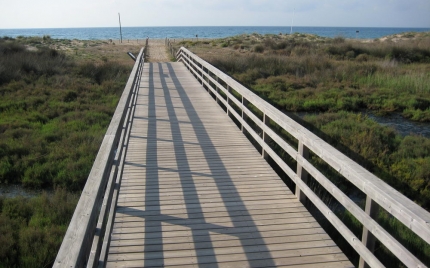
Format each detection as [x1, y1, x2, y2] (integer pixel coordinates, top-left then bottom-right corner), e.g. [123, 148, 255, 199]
[0, 26, 429, 40]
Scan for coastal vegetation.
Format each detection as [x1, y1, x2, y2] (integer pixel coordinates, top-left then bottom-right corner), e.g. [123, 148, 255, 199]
[172, 32, 430, 266]
[0, 36, 138, 267]
[179, 32, 430, 121]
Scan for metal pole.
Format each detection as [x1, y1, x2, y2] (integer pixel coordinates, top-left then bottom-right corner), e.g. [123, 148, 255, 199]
[118, 13, 123, 43]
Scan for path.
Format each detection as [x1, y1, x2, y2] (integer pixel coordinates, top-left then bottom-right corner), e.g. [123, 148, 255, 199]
[146, 39, 171, 62]
[104, 61, 352, 267]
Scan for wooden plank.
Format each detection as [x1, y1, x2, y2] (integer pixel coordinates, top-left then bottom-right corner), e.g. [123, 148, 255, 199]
[117, 179, 286, 190]
[117, 179, 286, 189]
[116, 185, 291, 199]
[116, 187, 290, 200]
[110, 223, 325, 242]
[108, 234, 335, 253]
[112, 213, 314, 229]
[116, 192, 293, 204]
[109, 229, 328, 248]
[107, 244, 344, 262]
[116, 195, 294, 208]
[111, 217, 317, 236]
[115, 198, 299, 214]
[113, 207, 310, 223]
[116, 183, 287, 194]
[106, 252, 349, 268]
[113, 203, 307, 221]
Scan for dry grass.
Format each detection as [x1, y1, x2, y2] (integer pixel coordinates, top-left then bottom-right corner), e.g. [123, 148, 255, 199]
[12, 35, 144, 66]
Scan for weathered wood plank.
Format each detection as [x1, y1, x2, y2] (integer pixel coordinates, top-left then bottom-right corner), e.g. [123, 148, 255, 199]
[116, 187, 290, 200]
[107, 245, 344, 262]
[109, 228, 328, 248]
[106, 253, 350, 268]
[113, 206, 310, 224]
[112, 213, 314, 229]
[108, 234, 334, 253]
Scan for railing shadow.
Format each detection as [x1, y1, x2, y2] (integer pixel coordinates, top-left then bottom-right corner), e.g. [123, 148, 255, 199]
[114, 62, 279, 267]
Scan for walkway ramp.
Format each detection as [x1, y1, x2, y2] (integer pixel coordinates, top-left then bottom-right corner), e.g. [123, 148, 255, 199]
[105, 62, 352, 267]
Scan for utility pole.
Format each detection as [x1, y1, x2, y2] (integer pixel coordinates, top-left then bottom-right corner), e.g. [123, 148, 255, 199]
[290, 8, 295, 34]
[118, 13, 123, 43]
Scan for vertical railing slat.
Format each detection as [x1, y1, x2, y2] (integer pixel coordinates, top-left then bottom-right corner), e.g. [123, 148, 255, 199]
[242, 97, 248, 133]
[359, 196, 380, 268]
[296, 141, 309, 203]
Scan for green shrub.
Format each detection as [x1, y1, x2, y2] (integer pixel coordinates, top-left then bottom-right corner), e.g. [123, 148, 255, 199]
[0, 38, 68, 85]
[253, 45, 264, 53]
[0, 189, 78, 267]
[77, 61, 129, 85]
[0, 214, 19, 267]
[333, 36, 345, 44]
[303, 112, 430, 209]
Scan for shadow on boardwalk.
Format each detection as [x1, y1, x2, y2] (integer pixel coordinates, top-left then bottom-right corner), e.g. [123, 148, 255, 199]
[106, 62, 352, 267]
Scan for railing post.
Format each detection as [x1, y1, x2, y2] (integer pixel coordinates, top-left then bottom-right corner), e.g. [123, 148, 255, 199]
[262, 114, 270, 159]
[185, 53, 190, 70]
[215, 77, 221, 104]
[296, 141, 309, 203]
[242, 97, 248, 133]
[226, 86, 232, 116]
[359, 196, 380, 268]
[205, 69, 210, 92]
[199, 63, 203, 86]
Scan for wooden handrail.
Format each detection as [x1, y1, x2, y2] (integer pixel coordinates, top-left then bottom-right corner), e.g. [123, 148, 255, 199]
[54, 38, 148, 268]
[175, 45, 430, 268]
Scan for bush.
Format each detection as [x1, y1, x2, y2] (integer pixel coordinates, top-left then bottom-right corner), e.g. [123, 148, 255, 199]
[333, 36, 345, 44]
[77, 61, 129, 85]
[253, 45, 264, 53]
[0, 189, 78, 267]
[0, 38, 68, 85]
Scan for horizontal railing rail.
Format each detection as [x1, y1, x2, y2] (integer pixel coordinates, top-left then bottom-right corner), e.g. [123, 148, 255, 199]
[174, 45, 430, 268]
[54, 38, 148, 268]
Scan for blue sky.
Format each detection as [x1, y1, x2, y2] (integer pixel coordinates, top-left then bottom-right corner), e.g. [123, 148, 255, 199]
[1, 0, 429, 29]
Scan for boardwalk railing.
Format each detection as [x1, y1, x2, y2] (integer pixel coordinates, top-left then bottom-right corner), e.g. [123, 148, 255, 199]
[54, 39, 148, 268]
[174, 45, 430, 268]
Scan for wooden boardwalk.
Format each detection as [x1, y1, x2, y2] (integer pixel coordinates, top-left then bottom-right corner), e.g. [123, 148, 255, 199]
[105, 62, 353, 267]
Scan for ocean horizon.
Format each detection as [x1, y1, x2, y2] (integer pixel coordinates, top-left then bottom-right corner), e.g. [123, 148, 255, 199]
[1, 26, 429, 40]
